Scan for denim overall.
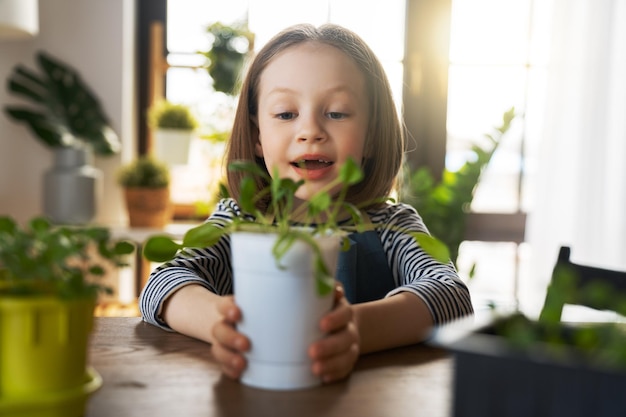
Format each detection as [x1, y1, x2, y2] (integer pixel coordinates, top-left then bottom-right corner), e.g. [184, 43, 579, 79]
[335, 230, 397, 304]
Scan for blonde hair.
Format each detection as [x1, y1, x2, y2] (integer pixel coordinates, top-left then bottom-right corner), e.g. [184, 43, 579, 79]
[225, 23, 404, 209]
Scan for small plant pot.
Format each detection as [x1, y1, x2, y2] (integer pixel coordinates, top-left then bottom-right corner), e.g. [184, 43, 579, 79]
[123, 187, 172, 228]
[0, 296, 101, 416]
[154, 128, 194, 166]
[231, 231, 340, 390]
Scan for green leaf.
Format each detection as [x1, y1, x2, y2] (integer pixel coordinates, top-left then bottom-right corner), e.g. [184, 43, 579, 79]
[0, 216, 17, 234]
[89, 265, 105, 276]
[238, 177, 257, 213]
[273, 178, 301, 203]
[218, 182, 230, 198]
[143, 235, 182, 262]
[114, 241, 135, 255]
[340, 202, 364, 230]
[272, 233, 296, 269]
[468, 262, 477, 280]
[271, 172, 283, 201]
[339, 158, 364, 185]
[411, 233, 450, 263]
[3, 109, 72, 148]
[315, 271, 334, 297]
[182, 224, 225, 248]
[29, 217, 51, 233]
[5, 51, 121, 155]
[228, 160, 268, 179]
[7, 66, 46, 103]
[308, 192, 331, 217]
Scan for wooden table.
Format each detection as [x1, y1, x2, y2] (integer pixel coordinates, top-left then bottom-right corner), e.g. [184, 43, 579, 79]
[87, 317, 453, 417]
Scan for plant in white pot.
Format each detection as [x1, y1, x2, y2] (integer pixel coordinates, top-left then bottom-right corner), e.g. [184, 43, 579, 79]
[4, 51, 121, 225]
[142, 158, 448, 390]
[148, 100, 199, 166]
[0, 216, 134, 416]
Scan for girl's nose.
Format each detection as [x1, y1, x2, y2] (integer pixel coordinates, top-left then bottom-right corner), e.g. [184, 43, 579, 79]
[297, 113, 326, 143]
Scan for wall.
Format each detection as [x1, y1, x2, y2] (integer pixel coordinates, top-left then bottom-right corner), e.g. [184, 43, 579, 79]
[0, 0, 136, 226]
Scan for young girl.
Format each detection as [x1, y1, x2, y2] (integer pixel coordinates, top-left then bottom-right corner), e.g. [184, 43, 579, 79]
[139, 23, 473, 383]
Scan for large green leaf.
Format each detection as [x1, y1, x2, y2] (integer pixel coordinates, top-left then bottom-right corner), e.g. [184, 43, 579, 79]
[143, 235, 182, 263]
[4, 51, 121, 155]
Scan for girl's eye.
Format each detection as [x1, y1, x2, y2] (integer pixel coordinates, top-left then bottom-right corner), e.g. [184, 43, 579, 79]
[276, 112, 295, 120]
[327, 112, 347, 120]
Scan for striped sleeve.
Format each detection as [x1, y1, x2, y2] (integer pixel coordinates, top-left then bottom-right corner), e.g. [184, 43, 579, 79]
[369, 203, 474, 324]
[138, 198, 242, 330]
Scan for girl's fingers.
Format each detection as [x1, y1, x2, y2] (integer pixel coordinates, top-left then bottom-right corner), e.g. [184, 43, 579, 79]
[333, 282, 345, 305]
[212, 317, 250, 352]
[216, 295, 241, 323]
[320, 297, 353, 334]
[211, 340, 247, 379]
[310, 321, 358, 360]
[311, 342, 359, 383]
[211, 302, 250, 380]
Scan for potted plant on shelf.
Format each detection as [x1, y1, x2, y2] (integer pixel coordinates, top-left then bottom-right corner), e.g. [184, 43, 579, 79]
[117, 156, 172, 228]
[148, 100, 199, 166]
[0, 216, 134, 416]
[143, 158, 448, 390]
[4, 51, 121, 225]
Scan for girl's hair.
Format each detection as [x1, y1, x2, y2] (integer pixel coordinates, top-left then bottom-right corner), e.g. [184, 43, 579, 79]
[225, 23, 404, 210]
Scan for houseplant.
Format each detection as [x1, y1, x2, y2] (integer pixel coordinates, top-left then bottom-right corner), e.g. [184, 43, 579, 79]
[0, 216, 134, 416]
[4, 51, 121, 224]
[400, 107, 516, 266]
[116, 156, 172, 228]
[200, 22, 255, 96]
[143, 158, 447, 390]
[148, 100, 199, 166]
[433, 261, 626, 417]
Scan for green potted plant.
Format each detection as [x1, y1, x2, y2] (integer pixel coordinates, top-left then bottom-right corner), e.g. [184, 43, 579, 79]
[4, 51, 121, 224]
[148, 100, 199, 166]
[143, 158, 448, 390]
[200, 22, 255, 96]
[117, 156, 172, 228]
[433, 256, 626, 417]
[0, 216, 134, 416]
[400, 107, 516, 266]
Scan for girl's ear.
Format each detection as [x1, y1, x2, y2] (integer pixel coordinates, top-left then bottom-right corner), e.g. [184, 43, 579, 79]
[251, 116, 264, 157]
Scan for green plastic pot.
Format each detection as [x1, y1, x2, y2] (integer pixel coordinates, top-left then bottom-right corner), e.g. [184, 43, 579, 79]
[0, 296, 101, 416]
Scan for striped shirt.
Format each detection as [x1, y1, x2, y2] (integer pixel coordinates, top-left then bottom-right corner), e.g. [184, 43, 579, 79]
[139, 198, 474, 330]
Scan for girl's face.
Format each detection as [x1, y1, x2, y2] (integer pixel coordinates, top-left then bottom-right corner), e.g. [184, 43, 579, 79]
[254, 42, 369, 200]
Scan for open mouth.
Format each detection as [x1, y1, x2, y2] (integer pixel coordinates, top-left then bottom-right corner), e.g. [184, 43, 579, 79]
[290, 159, 334, 170]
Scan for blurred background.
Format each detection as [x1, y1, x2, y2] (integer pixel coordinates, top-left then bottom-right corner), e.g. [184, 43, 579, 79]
[1, 0, 624, 318]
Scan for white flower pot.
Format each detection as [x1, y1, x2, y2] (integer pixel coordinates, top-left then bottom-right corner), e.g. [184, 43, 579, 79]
[154, 128, 194, 165]
[230, 231, 340, 390]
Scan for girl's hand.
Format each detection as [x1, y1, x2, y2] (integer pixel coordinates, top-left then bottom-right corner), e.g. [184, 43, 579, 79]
[308, 284, 360, 383]
[210, 295, 250, 379]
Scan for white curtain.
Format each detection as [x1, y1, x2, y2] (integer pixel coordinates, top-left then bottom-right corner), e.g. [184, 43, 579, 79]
[522, 0, 626, 314]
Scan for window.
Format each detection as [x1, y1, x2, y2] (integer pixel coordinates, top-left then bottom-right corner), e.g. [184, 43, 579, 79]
[446, 0, 551, 308]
